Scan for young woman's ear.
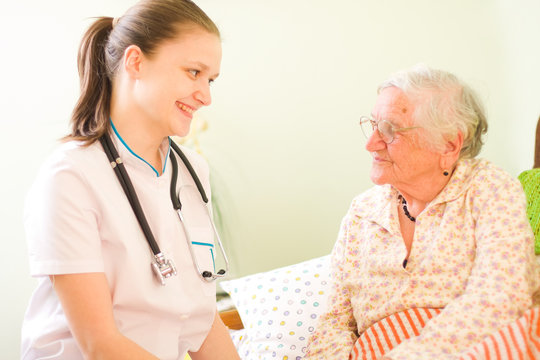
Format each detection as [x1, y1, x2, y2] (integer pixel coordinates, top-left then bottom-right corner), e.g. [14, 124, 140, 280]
[123, 45, 144, 79]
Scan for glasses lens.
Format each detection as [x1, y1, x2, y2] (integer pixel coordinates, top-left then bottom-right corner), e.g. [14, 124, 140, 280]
[360, 117, 374, 139]
[377, 120, 394, 143]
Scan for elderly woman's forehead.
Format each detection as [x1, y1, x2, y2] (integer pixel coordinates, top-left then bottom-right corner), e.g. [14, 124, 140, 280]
[374, 87, 413, 117]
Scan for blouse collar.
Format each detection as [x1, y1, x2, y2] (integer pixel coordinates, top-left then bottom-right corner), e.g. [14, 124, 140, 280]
[110, 119, 171, 177]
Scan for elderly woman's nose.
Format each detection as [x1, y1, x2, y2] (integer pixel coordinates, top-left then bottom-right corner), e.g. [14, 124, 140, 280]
[365, 128, 385, 151]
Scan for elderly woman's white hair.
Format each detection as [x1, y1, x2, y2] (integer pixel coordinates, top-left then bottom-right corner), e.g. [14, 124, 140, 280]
[378, 64, 488, 159]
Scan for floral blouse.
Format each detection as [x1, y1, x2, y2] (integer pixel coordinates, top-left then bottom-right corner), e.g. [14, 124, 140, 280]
[305, 159, 539, 360]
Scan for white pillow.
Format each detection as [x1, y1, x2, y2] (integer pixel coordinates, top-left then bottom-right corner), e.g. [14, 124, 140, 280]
[220, 255, 331, 360]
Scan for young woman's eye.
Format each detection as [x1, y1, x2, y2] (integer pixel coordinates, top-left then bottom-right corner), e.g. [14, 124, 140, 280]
[208, 78, 215, 86]
[188, 69, 200, 77]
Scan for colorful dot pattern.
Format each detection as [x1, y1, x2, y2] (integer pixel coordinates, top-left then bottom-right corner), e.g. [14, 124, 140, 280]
[305, 159, 540, 359]
[220, 256, 331, 360]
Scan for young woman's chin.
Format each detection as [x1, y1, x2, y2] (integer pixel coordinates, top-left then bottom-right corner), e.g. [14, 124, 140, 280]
[170, 119, 192, 138]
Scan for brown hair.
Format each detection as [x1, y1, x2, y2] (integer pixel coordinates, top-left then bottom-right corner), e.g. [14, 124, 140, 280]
[66, 0, 220, 144]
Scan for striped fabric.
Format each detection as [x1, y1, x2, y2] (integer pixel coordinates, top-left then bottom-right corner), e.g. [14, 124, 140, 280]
[349, 307, 540, 360]
[459, 307, 540, 360]
[349, 308, 442, 360]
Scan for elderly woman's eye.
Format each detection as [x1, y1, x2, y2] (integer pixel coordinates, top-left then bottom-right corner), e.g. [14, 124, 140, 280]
[379, 121, 394, 136]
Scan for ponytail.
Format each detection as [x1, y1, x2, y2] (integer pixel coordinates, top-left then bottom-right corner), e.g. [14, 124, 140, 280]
[66, 17, 114, 144]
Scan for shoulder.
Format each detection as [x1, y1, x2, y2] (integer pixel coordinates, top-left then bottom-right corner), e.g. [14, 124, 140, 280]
[460, 158, 520, 190]
[42, 140, 105, 170]
[452, 158, 525, 206]
[36, 140, 104, 179]
[469, 158, 514, 179]
[29, 140, 110, 202]
[348, 184, 392, 218]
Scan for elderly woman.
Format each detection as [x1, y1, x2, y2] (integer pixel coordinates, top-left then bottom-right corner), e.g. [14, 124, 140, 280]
[304, 65, 539, 359]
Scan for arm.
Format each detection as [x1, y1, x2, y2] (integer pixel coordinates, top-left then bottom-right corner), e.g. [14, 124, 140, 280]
[52, 272, 159, 360]
[304, 211, 359, 359]
[189, 311, 240, 360]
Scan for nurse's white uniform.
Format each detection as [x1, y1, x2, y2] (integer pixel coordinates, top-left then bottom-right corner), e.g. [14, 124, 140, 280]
[21, 130, 216, 360]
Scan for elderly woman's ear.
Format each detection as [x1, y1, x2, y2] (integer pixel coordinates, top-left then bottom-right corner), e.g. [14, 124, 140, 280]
[440, 131, 464, 172]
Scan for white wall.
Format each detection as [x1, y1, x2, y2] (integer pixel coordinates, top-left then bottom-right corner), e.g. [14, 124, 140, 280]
[1, 0, 538, 357]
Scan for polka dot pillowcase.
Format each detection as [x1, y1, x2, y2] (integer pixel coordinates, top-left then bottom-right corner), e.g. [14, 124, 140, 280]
[220, 255, 331, 360]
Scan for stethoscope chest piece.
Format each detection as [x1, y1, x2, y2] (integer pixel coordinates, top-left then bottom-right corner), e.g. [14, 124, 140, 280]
[151, 253, 177, 286]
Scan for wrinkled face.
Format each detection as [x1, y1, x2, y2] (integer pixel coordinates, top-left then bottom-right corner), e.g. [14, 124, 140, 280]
[365, 87, 442, 190]
[133, 28, 222, 139]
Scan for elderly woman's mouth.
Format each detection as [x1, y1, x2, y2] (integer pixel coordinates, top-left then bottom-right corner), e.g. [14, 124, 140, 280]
[372, 155, 388, 162]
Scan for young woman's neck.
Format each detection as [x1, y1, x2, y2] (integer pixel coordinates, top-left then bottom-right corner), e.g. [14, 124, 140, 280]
[110, 92, 165, 174]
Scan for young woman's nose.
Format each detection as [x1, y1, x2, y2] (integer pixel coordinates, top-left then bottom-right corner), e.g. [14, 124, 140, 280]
[194, 82, 212, 106]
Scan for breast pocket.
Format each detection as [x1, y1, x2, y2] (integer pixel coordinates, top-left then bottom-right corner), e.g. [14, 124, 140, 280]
[189, 227, 216, 276]
[188, 226, 218, 295]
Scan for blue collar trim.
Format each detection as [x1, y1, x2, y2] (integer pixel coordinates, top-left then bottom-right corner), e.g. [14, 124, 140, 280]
[110, 120, 170, 177]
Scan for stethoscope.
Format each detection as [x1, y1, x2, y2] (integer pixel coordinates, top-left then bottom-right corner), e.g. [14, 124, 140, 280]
[99, 133, 229, 286]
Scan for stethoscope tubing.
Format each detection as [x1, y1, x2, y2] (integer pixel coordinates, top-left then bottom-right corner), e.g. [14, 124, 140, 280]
[100, 134, 161, 255]
[169, 140, 208, 209]
[168, 140, 229, 281]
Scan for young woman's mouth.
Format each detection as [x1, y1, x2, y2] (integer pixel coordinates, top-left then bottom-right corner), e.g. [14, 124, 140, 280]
[176, 102, 194, 117]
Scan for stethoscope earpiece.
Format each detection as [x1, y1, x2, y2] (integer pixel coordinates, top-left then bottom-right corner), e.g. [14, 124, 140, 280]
[201, 268, 227, 279]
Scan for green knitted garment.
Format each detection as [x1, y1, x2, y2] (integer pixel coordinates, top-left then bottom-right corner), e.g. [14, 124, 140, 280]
[518, 169, 540, 254]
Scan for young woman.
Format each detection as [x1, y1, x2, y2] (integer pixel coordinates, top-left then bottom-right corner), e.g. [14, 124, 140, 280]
[21, 1, 239, 359]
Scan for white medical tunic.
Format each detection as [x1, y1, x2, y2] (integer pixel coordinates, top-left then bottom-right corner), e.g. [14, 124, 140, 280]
[21, 132, 216, 360]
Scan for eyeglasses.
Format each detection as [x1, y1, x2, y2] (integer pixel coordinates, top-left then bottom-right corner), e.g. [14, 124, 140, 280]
[359, 116, 419, 144]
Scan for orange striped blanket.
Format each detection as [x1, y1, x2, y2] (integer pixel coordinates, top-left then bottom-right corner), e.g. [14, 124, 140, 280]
[349, 307, 540, 360]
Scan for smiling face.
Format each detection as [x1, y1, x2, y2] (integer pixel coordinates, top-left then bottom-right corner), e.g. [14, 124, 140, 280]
[366, 87, 444, 193]
[132, 27, 222, 140]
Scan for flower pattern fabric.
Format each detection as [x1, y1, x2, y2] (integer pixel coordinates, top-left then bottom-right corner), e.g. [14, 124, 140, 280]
[304, 158, 540, 360]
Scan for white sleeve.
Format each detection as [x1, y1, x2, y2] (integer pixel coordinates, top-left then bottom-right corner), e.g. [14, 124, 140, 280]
[24, 152, 104, 276]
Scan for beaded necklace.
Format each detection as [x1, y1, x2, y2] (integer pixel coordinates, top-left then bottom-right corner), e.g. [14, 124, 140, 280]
[398, 194, 416, 222]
